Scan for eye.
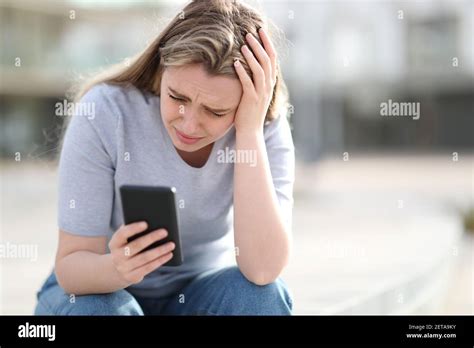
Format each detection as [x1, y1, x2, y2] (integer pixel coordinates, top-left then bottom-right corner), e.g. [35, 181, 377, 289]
[168, 93, 184, 102]
[169, 93, 226, 117]
[204, 108, 226, 117]
[211, 111, 226, 118]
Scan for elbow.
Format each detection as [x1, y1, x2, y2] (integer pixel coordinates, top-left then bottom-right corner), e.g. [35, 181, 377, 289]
[248, 274, 278, 287]
[54, 259, 75, 294]
[238, 256, 290, 287]
[241, 268, 283, 286]
[237, 228, 292, 286]
[54, 262, 68, 293]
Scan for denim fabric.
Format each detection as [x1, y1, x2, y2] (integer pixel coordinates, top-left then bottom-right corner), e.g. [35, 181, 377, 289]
[34, 266, 293, 316]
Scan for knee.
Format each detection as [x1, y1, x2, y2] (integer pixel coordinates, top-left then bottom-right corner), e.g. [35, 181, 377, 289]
[63, 291, 144, 316]
[36, 284, 144, 316]
[220, 267, 294, 315]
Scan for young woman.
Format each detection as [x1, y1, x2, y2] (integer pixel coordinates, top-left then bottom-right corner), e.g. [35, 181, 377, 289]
[34, 0, 295, 315]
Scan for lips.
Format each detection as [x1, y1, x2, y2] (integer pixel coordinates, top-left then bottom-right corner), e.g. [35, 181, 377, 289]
[174, 128, 204, 145]
[175, 128, 203, 139]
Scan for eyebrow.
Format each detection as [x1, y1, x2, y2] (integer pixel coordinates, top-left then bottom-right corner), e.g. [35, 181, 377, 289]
[168, 87, 233, 113]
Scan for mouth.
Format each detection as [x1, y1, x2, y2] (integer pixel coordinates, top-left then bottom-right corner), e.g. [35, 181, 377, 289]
[174, 127, 205, 145]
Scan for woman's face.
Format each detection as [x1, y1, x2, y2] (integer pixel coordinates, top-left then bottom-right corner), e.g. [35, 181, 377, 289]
[160, 63, 242, 153]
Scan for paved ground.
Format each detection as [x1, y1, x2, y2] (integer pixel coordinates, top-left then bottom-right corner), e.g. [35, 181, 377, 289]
[285, 154, 473, 314]
[1, 154, 472, 314]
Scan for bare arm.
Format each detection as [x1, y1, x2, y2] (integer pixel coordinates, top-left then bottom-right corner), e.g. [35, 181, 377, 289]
[233, 130, 291, 286]
[232, 28, 292, 285]
[54, 230, 127, 295]
[55, 222, 175, 295]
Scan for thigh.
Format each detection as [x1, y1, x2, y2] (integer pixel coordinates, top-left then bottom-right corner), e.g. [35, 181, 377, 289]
[133, 295, 173, 316]
[162, 266, 293, 315]
[34, 270, 144, 316]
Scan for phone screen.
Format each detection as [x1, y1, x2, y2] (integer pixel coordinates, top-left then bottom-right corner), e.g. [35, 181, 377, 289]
[119, 185, 183, 266]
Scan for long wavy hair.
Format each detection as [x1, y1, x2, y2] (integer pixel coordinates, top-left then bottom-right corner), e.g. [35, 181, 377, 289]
[74, 0, 289, 124]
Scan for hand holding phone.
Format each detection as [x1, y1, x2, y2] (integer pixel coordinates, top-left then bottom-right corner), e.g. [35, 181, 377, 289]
[108, 221, 175, 286]
[119, 185, 183, 266]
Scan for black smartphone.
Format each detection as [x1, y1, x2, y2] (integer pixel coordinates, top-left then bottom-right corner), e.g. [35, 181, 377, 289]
[119, 185, 183, 266]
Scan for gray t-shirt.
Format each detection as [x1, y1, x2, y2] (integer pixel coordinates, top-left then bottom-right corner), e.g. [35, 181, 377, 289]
[58, 83, 295, 298]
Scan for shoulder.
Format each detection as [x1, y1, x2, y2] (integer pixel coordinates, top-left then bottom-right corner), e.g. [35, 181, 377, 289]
[81, 82, 151, 109]
[78, 83, 157, 129]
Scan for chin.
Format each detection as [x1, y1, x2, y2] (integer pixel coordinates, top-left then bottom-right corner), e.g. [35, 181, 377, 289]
[172, 135, 210, 152]
[167, 124, 210, 152]
[173, 142, 199, 152]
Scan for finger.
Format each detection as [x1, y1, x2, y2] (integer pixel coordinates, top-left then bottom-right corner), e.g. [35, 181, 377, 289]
[126, 241, 175, 271]
[110, 222, 148, 249]
[126, 228, 168, 257]
[246, 33, 272, 87]
[257, 28, 277, 82]
[128, 252, 174, 281]
[234, 59, 254, 92]
[241, 44, 264, 92]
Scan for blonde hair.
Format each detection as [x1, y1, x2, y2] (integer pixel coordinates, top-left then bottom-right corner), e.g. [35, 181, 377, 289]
[75, 0, 289, 123]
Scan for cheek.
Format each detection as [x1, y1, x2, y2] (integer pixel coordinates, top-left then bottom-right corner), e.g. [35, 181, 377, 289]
[209, 118, 234, 138]
[161, 99, 180, 123]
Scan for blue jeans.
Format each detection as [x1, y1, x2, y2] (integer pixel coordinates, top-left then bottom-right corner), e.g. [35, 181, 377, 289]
[34, 266, 293, 315]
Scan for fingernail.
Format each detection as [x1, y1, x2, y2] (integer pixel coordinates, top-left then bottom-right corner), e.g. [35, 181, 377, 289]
[234, 59, 240, 67]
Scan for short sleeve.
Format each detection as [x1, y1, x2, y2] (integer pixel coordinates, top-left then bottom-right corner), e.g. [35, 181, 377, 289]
[263, 110, 296, 230]
[57, 84, 119, 237]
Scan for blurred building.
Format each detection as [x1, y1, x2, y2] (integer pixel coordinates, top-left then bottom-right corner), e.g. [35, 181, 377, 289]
[263, 0, 474, 160]
[1, 0, 473, 161]
[0, 0, 172, 159]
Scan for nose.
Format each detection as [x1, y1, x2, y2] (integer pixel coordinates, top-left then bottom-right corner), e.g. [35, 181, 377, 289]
[180, 108, 201, 135]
